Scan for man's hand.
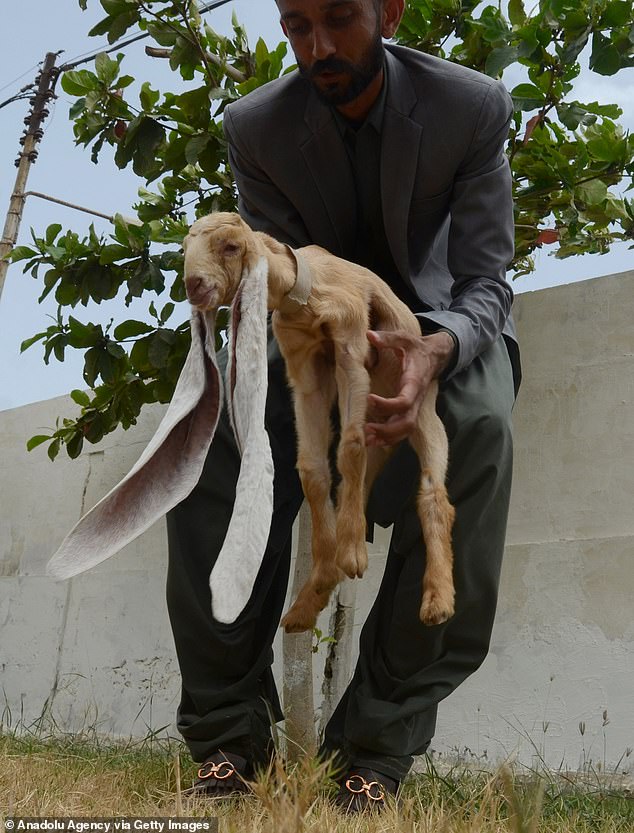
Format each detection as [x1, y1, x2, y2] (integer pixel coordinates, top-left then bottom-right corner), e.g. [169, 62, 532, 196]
[364, 329, 455, 447]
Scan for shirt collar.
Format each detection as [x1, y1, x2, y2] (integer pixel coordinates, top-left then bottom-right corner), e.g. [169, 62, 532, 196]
[332, 62, 388, 136]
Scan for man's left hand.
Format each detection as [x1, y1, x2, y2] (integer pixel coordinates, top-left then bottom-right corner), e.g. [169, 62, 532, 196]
[364, 329, 455, 447]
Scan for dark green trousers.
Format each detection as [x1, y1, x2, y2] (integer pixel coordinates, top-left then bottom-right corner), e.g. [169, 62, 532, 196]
[166, 335, 516, 782]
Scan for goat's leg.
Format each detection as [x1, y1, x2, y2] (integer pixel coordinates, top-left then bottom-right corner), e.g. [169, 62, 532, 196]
[280, 355, 340, 633]
[333, 337, 372, 579]
[409, 386, 456, 625]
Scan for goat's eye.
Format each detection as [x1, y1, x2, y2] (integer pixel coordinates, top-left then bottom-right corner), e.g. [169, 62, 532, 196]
[223, 242, 241, 256]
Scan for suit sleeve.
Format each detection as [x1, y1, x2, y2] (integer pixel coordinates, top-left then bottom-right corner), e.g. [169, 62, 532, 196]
[223, 105, 311, 248]
[415, 81, 515, 378]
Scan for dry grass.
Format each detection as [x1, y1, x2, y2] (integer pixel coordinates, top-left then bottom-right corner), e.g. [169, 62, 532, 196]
[1, 732, 633, 833]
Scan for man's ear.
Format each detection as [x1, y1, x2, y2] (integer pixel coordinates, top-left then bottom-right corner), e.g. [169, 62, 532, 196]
[381, 0, 405, 39]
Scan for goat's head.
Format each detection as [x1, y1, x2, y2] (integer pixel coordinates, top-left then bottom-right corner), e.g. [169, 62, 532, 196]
[183, 212, 258, 310]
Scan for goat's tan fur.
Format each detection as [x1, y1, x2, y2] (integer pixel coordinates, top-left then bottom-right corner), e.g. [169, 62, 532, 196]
[183, 212, 455, 633]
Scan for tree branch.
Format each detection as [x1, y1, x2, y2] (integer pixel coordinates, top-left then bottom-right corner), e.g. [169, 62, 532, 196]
[145, 45, 246, 83]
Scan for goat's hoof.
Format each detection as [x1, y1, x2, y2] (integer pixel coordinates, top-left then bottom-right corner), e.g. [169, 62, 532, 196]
[281, 605, 317, 634]
[420, 592, 454, 626]
[336, 543, 368, 579]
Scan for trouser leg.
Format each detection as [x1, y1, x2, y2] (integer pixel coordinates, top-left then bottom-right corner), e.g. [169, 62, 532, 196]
[322, 338, 516, 781]
[166, 346, 303, 765]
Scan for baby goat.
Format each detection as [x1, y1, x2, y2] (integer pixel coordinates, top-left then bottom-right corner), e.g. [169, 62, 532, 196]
[183, 212, 455, 634]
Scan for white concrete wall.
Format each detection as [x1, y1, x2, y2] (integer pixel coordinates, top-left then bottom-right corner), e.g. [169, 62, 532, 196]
[434, 269, 634, 775]
[1, 271, 633, 776]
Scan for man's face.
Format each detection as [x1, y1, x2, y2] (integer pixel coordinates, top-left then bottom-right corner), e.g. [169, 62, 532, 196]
[276, 0, 386, 107]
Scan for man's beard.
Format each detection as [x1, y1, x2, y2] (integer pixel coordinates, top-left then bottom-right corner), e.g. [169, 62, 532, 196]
[298, 32, 384, 107]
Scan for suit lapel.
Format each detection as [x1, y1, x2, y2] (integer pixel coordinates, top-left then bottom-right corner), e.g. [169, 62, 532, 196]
[381, 50, 422, 284]
[298, 50, 423, 269]
[301, 94, 357, 256]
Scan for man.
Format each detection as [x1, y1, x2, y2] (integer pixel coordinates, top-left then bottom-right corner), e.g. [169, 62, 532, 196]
[166, 0, 520, 812]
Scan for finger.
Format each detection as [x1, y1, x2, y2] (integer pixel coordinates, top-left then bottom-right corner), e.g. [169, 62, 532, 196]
[367, 329, 408, 359]
[365, 416, 412, 447]
[367, 329, 414, 349]
[367, 383, 420, 416]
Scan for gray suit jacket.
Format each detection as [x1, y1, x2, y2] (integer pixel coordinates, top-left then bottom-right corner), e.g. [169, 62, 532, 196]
[223, 44, 520, 390]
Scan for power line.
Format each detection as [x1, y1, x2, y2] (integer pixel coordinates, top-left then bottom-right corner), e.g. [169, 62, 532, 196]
[0, 90, 36, 112]
[0, 0, 234, 109]
[0, 62, 41, 95]
[58, 0, 234, 72]
[0, 0, 240, 297]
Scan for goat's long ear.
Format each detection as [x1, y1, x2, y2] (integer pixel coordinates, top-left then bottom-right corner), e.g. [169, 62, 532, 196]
[224, 257, 264, 452]
[209, 255, 274, 623]
[47, 309, 223, 579]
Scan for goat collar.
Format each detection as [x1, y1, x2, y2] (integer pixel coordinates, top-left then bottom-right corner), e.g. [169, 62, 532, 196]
[279, 246, 312, 312]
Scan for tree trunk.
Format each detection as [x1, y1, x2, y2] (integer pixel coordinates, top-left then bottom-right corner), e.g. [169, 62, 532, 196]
[282, 502, 316, 761]
[320, 577, 357, 733]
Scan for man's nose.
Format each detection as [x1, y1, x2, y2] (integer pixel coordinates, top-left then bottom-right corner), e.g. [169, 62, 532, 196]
[311, 25, 336, 60]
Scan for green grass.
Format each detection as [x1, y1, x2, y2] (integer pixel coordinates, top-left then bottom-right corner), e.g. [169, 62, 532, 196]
[1, 732, 633, 832]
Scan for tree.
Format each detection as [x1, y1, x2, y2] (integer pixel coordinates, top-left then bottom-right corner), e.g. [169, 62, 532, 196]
[10, 0, 634, 459]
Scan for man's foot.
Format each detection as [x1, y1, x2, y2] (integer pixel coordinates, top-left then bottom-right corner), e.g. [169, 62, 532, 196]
[333, 766, 398, 814]
[187, 751, 251, 799]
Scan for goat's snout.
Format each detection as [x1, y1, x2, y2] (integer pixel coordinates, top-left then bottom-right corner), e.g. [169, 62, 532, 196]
[185, 274, 220, 310]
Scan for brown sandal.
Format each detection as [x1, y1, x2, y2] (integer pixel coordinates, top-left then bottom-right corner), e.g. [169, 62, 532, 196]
[188, 751, 251, 798]
[333, 767, 398, 814]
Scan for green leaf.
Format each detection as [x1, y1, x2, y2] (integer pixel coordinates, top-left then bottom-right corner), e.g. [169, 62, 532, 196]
[140, 81, 160, 111]
[600, 1, 631, 27]
[160, 303, 175, 324]
[99, 243, 132, 265]
[175, 86, 212, 124]
[61, 69, 99, 96]
[26, 434, 51, 452]
[66, 432, 84, 459]
[113, 319, 155, 340]
[147, 330, 176, 368]
[147, 19, 178, 47]
[106, 339, 126, 358]
[83, 346, 101, 386]
[583, 102, 622, 119]
[95, 52, 120, 86]
[508, 0, 526, 26]
[45, 224, 63, 246]
[557, 103, 593, 130]
[255, 37, 270, 67]
[590, 32, 623, 76]
[97, 348, 116, 383]
[70, 389, 91, 407]
[10, 246, 38, 262]
[510, 83, 546, 110]
[20, 331, 47, 353]
[47, 438, 61, 461]
[101, 0, 135, 14]
[605, 196, 629, 221]
[587, 133, 624, 163]
[84, 412, 107, 444]
[132, 117, 165, 176]
[485, 46, 519, 77]
[102, 10, 138, 44]
[576, 179, 608, 205]
[185, 133, 211, 165]
[68, 317, 103, 348]
[561, 27, 592, 65]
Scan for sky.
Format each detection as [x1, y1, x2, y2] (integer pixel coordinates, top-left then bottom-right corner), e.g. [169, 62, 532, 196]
[0, 0, 632, 413]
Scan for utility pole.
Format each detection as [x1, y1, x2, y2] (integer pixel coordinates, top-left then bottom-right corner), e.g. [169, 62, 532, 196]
[0, 52, 58, 301]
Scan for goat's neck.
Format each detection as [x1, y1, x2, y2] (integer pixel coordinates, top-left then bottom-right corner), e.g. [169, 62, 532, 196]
[253, 231, 299, 310]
